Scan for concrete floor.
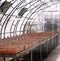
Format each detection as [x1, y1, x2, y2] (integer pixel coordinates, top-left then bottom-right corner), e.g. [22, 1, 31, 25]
[44, 44, 60, 61]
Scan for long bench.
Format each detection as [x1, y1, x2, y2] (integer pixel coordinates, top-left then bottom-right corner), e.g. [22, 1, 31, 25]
[0, 32, 59, 61]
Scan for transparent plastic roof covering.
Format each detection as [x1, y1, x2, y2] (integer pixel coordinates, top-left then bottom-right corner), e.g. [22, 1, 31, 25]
[0, 0, 59, 38]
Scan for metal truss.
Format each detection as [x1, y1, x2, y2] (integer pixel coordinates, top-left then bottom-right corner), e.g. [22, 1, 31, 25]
[0, 0, 59, 38]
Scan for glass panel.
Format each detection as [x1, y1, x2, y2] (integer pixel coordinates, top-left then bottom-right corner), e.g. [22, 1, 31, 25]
[25, 0, 31, 3]
[57, 3, 60, 11]
[18, 7, 27, 17]
[0, 1, 12, 13]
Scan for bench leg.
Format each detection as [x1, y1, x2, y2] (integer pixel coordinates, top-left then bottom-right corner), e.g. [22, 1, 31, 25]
[31, 50, 33, 61]
[14, 56, 17, 61]
[40, 45, 43, 61]
[3, 57, 5, 61]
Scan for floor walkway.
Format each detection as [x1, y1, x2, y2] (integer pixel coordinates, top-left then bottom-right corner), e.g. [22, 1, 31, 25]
[44, 44, 60, 61]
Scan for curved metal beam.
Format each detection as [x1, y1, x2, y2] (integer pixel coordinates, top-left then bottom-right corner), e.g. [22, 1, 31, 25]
[22, 1, 58, 34]
[2, 0, 39, 38]
[9, 0, 40, 37]
[20, 2, 48, 34]
[0, 0, 58, 38]
[0, 0, 16, 22]
[13, 0, 42, 36]
[11, 1, 58, 36]
[0, 1, 24, 38]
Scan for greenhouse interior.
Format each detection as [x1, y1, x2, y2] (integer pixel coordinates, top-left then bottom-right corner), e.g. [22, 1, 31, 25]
[0, 0, 60, 61]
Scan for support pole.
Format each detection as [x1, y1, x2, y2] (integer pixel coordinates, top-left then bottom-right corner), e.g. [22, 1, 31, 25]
[31, 50, 33, 61]
[3, 56, 5, 61]
[40, 45, 43, 61]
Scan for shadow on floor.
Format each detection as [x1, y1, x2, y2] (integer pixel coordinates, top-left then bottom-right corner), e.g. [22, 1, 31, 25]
[44, 45, 60, 61]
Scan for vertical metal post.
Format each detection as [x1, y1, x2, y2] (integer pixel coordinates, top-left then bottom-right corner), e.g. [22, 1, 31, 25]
[54, 37, 56, 47]
[40, 45, 43, 61]
[52, 37, 54, 49]
[50, 39, 52, 52]
[51, 39, 52, 50]
[56, 35, 57, 46]
[46, 41, 48, 56]
[53, 37, 54, 49]
[49, 39, 50, 53]
[56, 34, 59, 46]
[31, 50, 33, 61]
[14, 56, 17, 61]
[49, 39, 51, 54]
[3, 56, 5, 61]
[54, 37, 55, 48]
[57, 34, 58, 45]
